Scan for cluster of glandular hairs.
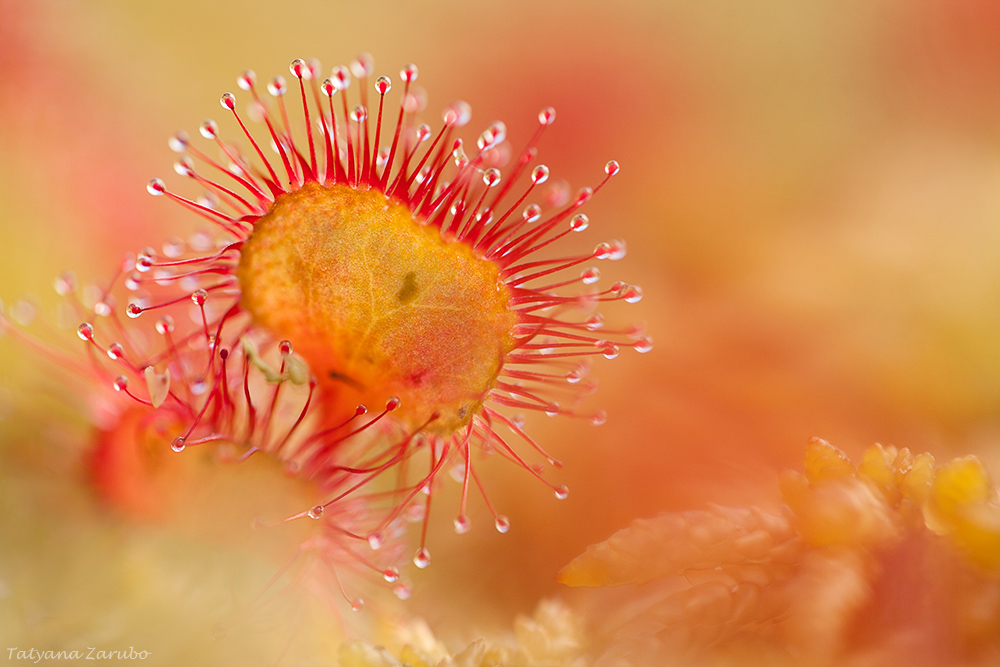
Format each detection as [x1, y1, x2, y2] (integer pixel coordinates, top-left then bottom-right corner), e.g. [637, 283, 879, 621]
[55, 54, 650, 595]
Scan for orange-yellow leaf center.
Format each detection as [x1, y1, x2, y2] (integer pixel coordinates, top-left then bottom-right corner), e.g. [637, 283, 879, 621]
[237, 182, 518, 433]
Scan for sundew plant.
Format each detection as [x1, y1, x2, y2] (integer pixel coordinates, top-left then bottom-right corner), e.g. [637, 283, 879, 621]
[2, 54, 649, 612]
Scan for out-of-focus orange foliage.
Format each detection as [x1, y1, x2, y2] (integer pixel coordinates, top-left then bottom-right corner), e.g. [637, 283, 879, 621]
[561, 438, 1000, 665]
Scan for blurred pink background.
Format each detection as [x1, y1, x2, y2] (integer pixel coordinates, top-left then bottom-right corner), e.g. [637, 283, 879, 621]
[2, 0, 1000, 659]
